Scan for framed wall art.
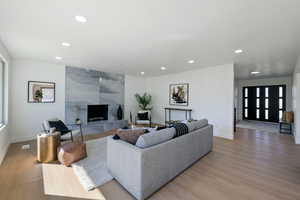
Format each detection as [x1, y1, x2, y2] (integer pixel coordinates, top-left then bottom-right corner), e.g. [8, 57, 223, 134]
[169, 83, 189, 106]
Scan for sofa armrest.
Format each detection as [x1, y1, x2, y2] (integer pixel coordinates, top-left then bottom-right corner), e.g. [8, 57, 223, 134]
[107, 136, 144, 199]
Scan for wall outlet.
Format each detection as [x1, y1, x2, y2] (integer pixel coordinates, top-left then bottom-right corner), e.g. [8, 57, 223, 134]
[21, 144, 30, 150]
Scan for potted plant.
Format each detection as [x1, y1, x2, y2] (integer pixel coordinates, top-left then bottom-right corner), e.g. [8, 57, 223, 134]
[134, 93, 152, 111]
[134, 93, 152, 127]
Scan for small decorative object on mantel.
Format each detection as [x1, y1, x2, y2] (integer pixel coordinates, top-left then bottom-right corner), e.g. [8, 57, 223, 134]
[28, 81, 55, 103]
[130, 112, 133, 124]
[117, 105, 123, 120]
[169, 83, 189, 106]
[75, 118, 81, 125]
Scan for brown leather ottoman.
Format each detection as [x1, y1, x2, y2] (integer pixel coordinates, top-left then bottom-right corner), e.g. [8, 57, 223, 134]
[57, 142, 87, 167]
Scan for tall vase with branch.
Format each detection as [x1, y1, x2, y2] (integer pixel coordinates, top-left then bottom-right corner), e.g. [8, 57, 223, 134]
[134, 93, 152, 111]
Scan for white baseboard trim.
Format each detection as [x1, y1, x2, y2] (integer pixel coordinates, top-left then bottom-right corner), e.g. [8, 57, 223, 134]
[11, 135, 36, 143]
[0, 142, 10, 165]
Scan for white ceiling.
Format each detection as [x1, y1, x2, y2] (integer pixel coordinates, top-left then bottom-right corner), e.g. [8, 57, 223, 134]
[1, 0, 300, 78]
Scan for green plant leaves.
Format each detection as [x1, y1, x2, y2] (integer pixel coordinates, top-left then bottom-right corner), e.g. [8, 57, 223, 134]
[135, 93, 152, 110]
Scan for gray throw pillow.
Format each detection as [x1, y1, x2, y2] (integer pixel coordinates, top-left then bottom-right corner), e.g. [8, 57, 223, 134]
[136, 128, 175, 148]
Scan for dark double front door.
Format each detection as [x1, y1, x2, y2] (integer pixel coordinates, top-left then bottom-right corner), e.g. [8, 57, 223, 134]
[243, 85, 286, 123]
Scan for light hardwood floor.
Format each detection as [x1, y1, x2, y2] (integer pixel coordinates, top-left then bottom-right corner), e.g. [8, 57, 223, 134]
[1, 128, 300, 200]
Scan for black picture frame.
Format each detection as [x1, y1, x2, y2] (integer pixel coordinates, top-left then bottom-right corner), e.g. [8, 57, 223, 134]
[169, 83, 189, 106]
[27, 81, 56, 103]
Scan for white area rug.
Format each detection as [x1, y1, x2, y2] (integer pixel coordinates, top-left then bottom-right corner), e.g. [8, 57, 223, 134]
[72, 137, 113, 191]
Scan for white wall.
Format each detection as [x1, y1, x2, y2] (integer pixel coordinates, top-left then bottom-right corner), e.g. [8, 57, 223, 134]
[293, 56, 300, 144]
[236, 76, 293, 121]
[146, 64, 234, 140]
[0, 39, 11, 164]
[9, 61, 234, 141]
[9, 63, 147, 142]
[10, 60, 65, 142]
[124, 75, 147, 123]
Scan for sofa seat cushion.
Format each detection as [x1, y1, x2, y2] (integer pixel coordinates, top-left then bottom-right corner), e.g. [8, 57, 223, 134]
[136, 128, 175, 148]
[186, 119, 208, 132]
[117, 129, 147, 145]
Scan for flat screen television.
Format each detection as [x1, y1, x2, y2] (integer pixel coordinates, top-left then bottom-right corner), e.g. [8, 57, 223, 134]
[87, 104, 108, 122]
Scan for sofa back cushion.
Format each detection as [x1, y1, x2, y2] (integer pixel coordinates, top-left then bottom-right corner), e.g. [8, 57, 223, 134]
[136, 128, 175, 148]
[185, 119, 208, 132]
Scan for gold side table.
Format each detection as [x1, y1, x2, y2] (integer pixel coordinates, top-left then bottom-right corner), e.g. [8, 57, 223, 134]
[37, 132, 61, 163]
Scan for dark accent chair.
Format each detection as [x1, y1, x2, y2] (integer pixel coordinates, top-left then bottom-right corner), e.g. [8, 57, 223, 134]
[42, 118, 81, 142]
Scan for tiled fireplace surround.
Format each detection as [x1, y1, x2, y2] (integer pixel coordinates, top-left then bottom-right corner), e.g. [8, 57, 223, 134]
[65, 66, 127, 134]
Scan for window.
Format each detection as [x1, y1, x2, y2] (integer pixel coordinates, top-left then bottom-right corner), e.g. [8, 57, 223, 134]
[265, 87, 269, 97]
[0, 60, 5, 126]
[256, 87, 260, 119]
[245, 88, 248, 97]
[265, 99, 269, 108]
[279, 87, 283, 97]
[265, 110, 269, 120]
[264, 87, 269, 121]
[278, 86, 284, 120]
[279, 99, 283, 109]
[244, 88, 248, 119]
[279, 110, 283, 120]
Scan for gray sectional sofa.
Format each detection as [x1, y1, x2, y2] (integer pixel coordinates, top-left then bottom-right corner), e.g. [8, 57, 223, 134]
[107, 121, 213, 200]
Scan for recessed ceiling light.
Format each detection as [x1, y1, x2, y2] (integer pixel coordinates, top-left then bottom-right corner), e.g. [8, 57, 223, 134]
[161, 66, 167, 70]
[235, 49, 243, 54]
[140, 72, 145, 75]
[188, 60, 195, 64]
[62, 42, 71, 47]
[251, 71, 260, 74]
[75, 15, 87, 23]
[55, 56, 62, 60]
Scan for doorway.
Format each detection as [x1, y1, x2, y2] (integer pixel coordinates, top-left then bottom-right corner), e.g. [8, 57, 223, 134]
[242, 85, 286, 123]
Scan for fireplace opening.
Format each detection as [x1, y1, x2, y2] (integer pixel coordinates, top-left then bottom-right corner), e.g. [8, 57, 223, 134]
[87, 104, 108, 122]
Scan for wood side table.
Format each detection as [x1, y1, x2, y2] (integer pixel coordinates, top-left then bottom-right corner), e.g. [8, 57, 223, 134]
[37, 132, 61, 163]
